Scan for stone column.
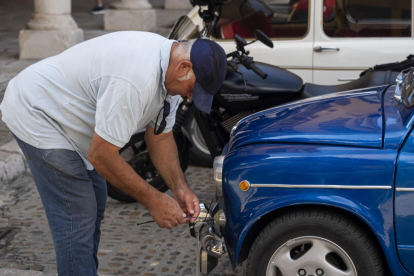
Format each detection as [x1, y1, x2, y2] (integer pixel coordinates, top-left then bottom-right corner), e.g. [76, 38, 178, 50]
[164, 0, 192, 10]
[19, 0, 84, 60]
[104, 0, 156, 31]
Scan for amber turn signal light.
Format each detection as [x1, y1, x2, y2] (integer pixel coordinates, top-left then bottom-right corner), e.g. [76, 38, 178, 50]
[239, 180, 251, 191]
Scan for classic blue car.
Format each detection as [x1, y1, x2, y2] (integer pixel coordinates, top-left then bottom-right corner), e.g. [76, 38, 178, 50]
[195, 70, 414, 276]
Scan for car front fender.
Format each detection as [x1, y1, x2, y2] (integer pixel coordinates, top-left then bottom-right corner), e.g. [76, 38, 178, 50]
[221, 143, 409, 276]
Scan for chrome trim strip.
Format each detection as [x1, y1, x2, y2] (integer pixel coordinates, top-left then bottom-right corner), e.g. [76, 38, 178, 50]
[250, 184, 392, 190]
[396, 188, 414, 192]
[338, 78, 358, 82]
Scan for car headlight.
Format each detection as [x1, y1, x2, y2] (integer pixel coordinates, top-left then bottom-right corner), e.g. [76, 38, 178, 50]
[213, 156, 224, 197]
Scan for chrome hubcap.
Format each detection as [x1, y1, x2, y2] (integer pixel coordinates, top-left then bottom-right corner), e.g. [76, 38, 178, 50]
[266, 236, 357, 276]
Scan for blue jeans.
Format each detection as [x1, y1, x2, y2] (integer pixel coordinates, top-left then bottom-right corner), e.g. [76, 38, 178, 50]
[14, 135, 107, 276]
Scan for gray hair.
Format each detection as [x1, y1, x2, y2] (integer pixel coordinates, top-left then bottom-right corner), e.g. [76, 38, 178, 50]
[174, 39, 196, 82]
[173, 39, 196, 60]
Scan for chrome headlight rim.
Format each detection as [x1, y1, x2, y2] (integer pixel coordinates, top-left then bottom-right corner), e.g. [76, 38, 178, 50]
[213, 155, 225, 197]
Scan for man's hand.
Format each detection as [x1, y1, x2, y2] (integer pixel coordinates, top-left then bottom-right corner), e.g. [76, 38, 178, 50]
[144, 126, 200, 223]
[148, 193, 187, 229]
[173, 187, 200, 223]
[89, 133, 184, 230]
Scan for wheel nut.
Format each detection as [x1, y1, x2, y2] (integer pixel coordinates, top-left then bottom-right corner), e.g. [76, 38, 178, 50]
[298, 269, 306, 276]
[316, 268, 324, 275]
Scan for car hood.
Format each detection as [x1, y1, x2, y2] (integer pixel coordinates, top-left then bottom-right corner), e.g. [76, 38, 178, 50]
[228, 86, 389, 152]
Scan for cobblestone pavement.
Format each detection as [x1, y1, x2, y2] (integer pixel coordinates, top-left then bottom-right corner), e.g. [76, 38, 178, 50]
[0, 167, 245, 276]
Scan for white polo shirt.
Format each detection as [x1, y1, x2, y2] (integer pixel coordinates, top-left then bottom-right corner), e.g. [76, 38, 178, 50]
[0, 31, 180, 170]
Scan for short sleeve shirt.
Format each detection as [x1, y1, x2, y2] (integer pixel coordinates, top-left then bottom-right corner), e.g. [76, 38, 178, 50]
[0, 31, 180, 170]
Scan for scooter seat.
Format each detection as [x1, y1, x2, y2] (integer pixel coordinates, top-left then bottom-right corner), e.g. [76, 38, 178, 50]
[303, 70, 399, 98]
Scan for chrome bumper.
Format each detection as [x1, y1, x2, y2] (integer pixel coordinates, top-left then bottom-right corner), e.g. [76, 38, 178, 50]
[192, 202, 226, 275]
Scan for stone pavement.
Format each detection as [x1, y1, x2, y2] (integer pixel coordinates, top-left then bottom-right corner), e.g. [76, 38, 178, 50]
[0, 168, 244, 276]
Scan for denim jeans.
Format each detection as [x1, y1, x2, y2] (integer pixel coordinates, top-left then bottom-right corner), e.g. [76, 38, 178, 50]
[14, 135, 107, 276]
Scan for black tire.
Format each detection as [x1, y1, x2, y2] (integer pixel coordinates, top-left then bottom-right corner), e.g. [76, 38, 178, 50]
[185, 106, 213, 168]
[246, 208, 384, 276]
[106, 131, 190, 202]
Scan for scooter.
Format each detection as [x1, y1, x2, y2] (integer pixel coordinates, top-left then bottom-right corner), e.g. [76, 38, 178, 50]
[106, 0, 413, 202]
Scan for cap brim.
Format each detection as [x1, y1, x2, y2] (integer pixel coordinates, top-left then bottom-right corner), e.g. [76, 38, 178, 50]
[193, 81, 214, 114]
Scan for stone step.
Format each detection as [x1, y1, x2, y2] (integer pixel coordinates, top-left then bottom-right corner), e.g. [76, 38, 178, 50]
[0, 269, 43, 276]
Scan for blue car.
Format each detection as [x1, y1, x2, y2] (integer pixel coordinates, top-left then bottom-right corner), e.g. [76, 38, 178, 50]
[195, 69, 414, 276]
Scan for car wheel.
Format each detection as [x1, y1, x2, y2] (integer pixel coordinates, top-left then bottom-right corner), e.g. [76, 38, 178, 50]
[246, 209, 384, 276]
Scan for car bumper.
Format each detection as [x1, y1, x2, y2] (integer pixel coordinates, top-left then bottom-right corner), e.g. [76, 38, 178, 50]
[192, 202, 226, 275]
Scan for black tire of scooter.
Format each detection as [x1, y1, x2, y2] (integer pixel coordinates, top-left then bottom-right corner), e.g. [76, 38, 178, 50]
[184, 106, 213, 168]
[106, 131, 190, 203]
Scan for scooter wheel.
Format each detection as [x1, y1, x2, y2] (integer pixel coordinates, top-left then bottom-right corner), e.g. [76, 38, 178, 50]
[106, 132, 190, 202]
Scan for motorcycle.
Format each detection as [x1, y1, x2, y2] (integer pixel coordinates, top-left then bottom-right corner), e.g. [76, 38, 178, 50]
[107, 0, 413, 202]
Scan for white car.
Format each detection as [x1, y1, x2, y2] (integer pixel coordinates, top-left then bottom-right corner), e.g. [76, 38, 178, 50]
[187, 0, 413, 85]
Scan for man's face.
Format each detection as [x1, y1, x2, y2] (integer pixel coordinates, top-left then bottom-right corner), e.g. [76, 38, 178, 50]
[165, 61, 196, 100]
[165, 76, 195, 100]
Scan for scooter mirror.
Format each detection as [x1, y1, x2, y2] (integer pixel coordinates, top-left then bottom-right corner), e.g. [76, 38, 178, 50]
[254, 30, 274, 48]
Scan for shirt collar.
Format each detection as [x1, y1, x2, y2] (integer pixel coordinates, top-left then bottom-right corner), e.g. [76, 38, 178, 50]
[160, 39, 176, 98]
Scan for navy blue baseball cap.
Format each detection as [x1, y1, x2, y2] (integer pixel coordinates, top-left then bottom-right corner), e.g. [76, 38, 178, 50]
[190, 39, 227, 114]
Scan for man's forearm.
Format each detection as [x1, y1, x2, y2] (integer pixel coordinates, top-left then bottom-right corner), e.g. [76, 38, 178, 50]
[90, 151, 159, 208]
[145, 129, 188, 192]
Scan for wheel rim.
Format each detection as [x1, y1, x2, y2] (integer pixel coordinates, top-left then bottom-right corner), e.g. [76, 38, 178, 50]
[266, 236, 357, 276]
[190, 117, 210, 155]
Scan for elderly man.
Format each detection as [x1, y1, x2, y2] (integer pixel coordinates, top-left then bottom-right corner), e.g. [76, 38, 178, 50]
[0, 31, 227, 275]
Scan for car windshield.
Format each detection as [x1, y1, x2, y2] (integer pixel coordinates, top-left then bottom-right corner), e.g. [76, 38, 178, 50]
[168, 16, 200, 40]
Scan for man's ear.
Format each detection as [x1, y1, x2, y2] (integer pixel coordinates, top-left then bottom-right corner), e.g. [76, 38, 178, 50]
[175, 61, 193, 78]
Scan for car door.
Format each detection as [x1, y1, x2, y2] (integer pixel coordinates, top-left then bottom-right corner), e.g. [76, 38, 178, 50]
[212, 0, 314, 83]
[313, 0, 414, 85]
[395, 126, 414, 274]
